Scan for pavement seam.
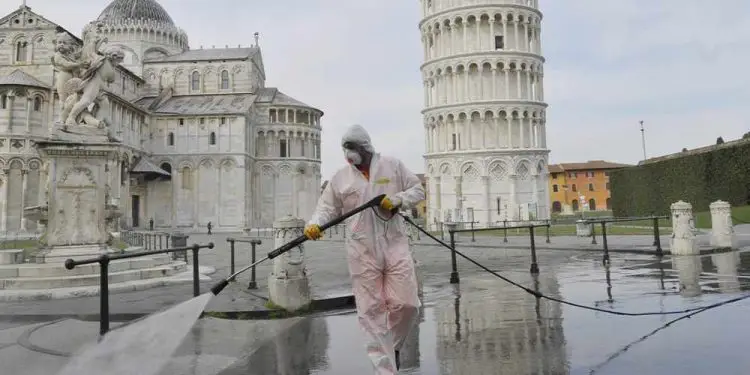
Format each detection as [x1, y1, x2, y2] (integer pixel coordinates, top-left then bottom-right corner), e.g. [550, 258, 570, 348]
[16, 319, 71, 357]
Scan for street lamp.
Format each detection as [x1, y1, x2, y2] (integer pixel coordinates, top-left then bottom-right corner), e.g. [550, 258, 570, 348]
[640, 120, 647, 160]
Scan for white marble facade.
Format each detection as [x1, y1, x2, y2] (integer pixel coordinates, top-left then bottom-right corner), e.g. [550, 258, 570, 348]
[0, 1, 322, 233]
[420, 0, 550, 226]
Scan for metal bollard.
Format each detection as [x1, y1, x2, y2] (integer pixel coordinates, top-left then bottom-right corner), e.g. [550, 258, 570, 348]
[529, 226, 539, 274]
[503, 220, 508, 243]
[99, 254, 110, 336]
[470, 221, 476, 242]
[601, 222, 610, 265]
[227, 238, 236, 276]
[653, 217, 663, 256]
[192, 244, 200, 297]
[591, 223, 597, 245]
[449, 231, 459, 284]
[248, 239, 262, 289]
[546, 220, 551, 243]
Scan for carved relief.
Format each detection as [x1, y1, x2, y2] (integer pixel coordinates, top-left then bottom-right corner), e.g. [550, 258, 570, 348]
[11, 139, 24, 149]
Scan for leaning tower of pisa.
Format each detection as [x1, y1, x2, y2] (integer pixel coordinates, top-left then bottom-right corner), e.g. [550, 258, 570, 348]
[420, 0, 549, 227]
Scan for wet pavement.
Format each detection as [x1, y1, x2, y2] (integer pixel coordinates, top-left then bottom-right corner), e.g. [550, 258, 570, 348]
[1, 248, 749, 374]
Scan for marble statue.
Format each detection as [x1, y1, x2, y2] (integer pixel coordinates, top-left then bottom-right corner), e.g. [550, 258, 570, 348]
[52, 22, 123, 129]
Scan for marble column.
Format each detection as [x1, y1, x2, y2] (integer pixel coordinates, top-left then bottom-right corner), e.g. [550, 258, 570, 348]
[454, 176, 462, 221]
[20, 169, 27, 231]
[193, 167, 200, 230]
[509, 174, 517, 220]
[482, 176, 490, 226]
[0, 170, 7, 232]
[532, 173, 539, 219]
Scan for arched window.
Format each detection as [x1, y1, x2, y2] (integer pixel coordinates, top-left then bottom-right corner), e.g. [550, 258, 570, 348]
[588, 198, 596, 211]
[606, 198, 611, 210]
[552, 201, 562, 213]
[33, 97, 42, 111]
[220, 70, 230, 90]
[191, 71, 200, 91]
[209, 132, 216, 145]
[15, 41, 28, 62]
[167, 132, 175, 146]
[181, 167, 192, 190]
[160, 162, 172, 175]
[571, 199, 579, 211]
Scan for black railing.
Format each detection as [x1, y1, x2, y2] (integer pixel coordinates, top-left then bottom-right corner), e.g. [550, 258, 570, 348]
[446, 223, 550, 283]
[64, 242, 214, 336]
[493, 220, 552, 244]
[226, 237, 263, 289]
[583, 215, 670, 264]
[121, 230, 170, 250]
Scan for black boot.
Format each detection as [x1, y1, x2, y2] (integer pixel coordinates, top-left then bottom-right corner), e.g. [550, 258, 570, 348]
[395, 350, 400, 370]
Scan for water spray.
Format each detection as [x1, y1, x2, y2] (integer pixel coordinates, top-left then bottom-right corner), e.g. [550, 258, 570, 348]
[209, 193, 390, 295]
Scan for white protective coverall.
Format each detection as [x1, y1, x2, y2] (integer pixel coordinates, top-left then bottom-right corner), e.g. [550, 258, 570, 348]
[309, 125, 425, 374]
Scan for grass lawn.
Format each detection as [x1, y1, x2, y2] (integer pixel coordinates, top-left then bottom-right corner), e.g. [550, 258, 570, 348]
[474, 224, 669, 237]
[0, 237, 130, 261]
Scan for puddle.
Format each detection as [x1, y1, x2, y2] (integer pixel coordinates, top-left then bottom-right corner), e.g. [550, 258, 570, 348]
[213, 250, 750, 374]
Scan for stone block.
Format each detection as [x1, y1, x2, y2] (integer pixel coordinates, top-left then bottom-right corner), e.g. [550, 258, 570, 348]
[709, 200, 737, 249]
[575, 220, 592, 237]
[268, 215, 312, 311]
[670, 200, 699, 255]
[0, 249, 24, 265]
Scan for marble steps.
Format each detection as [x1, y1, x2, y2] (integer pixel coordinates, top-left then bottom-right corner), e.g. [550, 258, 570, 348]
[0, 263, 188, 289]
[0, 254, 177, 278]
[0, 250, 25, 265]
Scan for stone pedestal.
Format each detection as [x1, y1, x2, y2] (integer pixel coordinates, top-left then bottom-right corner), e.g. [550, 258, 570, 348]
[268, 216, 312, 311]
[672, 255, 702, 297]
[711, 251, 741, 293]
[710, 200, 736, 249]
[575, 220, 592, 237]
[670, 201, 699, 255]
[30, 135, 122, 263]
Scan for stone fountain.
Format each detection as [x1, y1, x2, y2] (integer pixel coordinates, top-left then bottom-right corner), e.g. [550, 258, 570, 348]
[0, 24, 188, 301]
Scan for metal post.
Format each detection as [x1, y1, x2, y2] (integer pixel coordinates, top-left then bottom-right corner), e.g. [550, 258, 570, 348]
[440, 222, 444, 241]
[545, 220, 551, 243]
[99, 254, 110, 336]
[529, 226, 539, 274]
[449, 231, 459, 284]
[248, 240, 260, 289]
[470, 221, 475, 242]
[503, 220, 508, 243]
[229, 239, 236, 276]
[653, 217, 663, 256]
[591, 223, 597, 245]
[192, 244, 200, 297]
[601, 222, 610, 265]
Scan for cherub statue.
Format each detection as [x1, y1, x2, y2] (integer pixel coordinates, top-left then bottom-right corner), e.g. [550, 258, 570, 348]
[51, 32, 88, 120]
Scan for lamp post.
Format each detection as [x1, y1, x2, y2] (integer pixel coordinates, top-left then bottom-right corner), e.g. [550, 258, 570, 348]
[640, 120, 647, 160]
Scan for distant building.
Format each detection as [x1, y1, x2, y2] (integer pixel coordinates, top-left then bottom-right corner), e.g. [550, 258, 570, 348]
[548, 160, 631, 214]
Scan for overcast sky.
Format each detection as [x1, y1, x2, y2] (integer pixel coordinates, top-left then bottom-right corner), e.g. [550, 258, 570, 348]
[4, 0, 750, 178]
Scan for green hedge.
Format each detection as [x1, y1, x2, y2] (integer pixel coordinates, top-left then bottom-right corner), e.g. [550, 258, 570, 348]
[610, 139, 750, 216]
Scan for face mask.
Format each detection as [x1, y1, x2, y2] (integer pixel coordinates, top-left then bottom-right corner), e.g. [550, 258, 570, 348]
[345, 150, 362, 165]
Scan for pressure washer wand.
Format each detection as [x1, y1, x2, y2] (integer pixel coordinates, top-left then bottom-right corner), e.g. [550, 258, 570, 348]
[210, 194, 388, 295]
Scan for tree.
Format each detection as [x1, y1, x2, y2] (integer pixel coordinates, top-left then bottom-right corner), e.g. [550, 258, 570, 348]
[743, 132, 750, 139]
[717, 137, 725, 144]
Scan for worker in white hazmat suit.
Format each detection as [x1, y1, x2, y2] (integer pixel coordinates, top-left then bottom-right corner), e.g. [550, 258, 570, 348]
[304, 124, 424, 374]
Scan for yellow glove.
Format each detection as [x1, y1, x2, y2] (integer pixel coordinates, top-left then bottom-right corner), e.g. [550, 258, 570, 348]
[304, 224, 322, 240]
[380, 196, 402, 211]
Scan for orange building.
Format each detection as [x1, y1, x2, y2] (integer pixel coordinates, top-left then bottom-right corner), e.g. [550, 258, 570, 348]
[548, 160, 632, 214]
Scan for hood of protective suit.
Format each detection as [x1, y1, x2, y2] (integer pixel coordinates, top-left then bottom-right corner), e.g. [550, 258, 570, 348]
[341, 124, 376, 154]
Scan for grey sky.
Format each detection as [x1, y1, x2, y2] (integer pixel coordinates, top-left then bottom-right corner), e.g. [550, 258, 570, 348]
[3, 0, 750, 178]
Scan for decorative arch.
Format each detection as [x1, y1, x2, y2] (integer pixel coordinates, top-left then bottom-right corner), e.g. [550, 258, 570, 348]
[488, 160, 509, 181]
[8, 158, 24, 170]
[438, 162, 453, 176]
[515, 160, 531, 179]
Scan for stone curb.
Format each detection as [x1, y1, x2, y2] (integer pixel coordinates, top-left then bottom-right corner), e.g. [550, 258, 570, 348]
[0, 277, 195, 302]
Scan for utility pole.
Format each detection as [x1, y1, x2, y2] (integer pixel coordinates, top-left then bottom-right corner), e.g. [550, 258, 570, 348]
[640, 120, 647, 160]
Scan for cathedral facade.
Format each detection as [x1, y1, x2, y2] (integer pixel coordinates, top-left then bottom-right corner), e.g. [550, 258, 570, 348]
[0, 0, 323, 233]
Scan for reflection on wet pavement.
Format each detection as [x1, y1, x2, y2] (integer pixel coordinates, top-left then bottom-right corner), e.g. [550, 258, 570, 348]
[216, 250, 750, 374]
